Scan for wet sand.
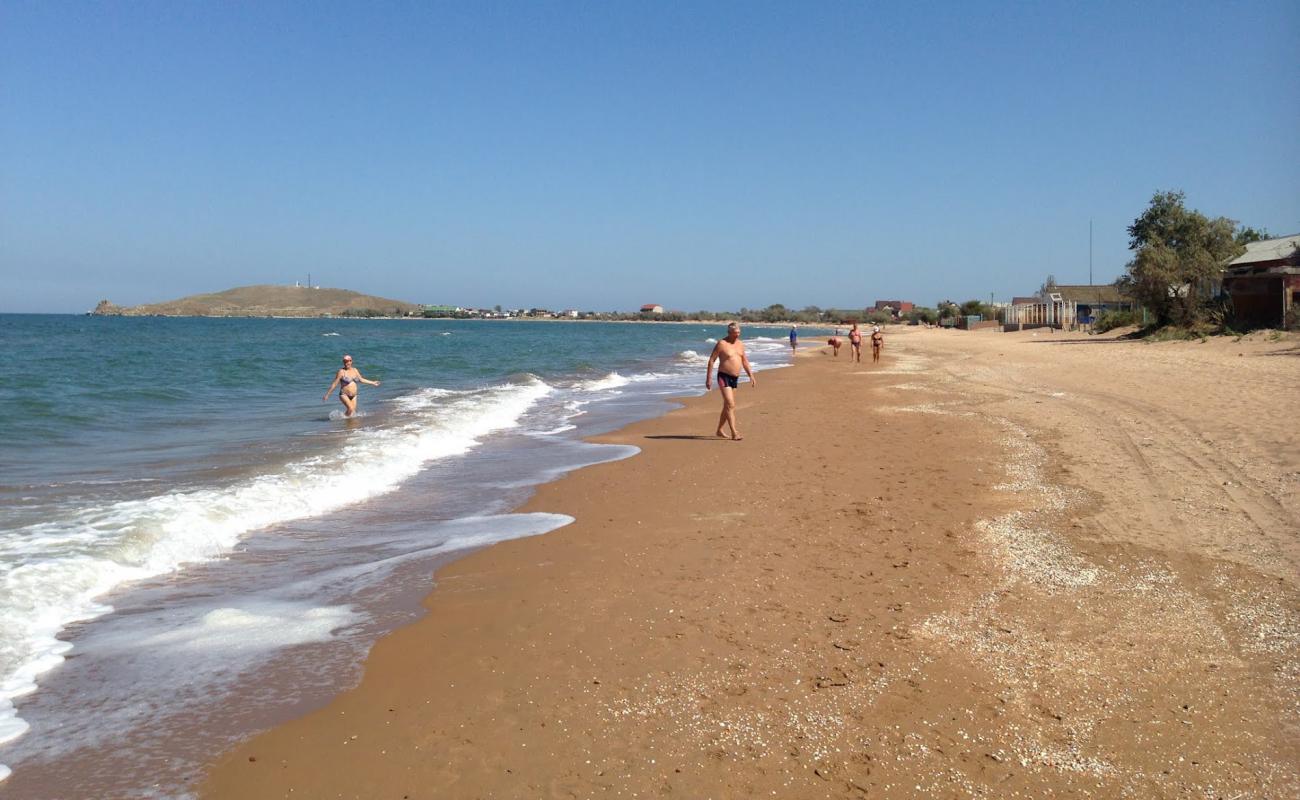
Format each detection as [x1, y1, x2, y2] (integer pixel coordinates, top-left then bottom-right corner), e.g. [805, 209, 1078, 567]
[200, 328, 1299, 799]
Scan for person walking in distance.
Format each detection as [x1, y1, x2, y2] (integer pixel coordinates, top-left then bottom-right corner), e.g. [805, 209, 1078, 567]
[706, 322, 757, 440]
[871, 325, 884, 363]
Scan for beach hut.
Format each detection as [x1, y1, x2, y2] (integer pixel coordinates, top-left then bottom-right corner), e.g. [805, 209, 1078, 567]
[1004, 293, 1078, 330]
[1053, 284, 1136, 324]
[1221, 234, 1300, 329]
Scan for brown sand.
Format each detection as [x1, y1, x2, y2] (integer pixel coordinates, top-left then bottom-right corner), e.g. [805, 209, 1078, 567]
[200, 328, 1299, 799]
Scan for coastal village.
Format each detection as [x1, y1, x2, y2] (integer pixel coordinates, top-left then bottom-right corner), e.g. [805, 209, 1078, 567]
[91, 231, 1298, 336]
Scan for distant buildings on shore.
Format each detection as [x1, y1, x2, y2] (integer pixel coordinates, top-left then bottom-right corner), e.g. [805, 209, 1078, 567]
[420, 305, 609, 319]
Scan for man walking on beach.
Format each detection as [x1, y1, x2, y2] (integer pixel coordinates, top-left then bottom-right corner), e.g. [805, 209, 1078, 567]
[848, 323, 863, 363]
[706, 322, 756, 440]
[788, 325, 798, 354]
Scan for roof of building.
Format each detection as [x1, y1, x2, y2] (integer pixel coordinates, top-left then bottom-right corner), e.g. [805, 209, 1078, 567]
[1052, 284, 1130, 304]
[1227, 234, 1300, 268]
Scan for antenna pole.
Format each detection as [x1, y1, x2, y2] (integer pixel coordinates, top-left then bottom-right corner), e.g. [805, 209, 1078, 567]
[1089, 218, 1093, 286]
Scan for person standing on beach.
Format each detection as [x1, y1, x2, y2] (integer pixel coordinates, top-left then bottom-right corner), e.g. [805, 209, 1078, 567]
[871, 325, 884, 363]
[706, 322, 756, 440]
[788, 325, 798, 354]
[323, 354, 380, 417]
[848, 323, 863, 363]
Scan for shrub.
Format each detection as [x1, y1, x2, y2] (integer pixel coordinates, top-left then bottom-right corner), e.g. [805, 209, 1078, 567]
[1093, 310, 1137, 333]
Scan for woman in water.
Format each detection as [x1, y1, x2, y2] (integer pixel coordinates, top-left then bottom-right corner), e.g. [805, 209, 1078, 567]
[323, 354, 380, 417]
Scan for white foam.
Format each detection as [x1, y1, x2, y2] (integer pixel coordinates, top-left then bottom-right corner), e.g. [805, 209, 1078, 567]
[99, 603, 360, 654]
[0, 377, 553, 753]
[575, 372, 630, 391]
[386, 387, 458, 412]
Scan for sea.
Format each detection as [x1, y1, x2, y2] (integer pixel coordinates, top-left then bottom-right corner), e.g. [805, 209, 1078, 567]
[0, 314, 806, 798]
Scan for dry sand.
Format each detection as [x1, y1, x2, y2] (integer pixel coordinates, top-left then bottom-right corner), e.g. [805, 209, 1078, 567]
[200, 327, 1299, 799]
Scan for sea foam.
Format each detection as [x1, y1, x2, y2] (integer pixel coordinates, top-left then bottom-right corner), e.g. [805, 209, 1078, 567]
[575, 372, 630, 391]
[0, 377, 553, 758]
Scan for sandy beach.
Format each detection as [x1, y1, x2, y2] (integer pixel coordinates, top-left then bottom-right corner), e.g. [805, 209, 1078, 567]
[199, 327, 1299, 799]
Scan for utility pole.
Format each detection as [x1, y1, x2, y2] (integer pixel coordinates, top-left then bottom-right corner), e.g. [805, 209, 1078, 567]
[1088, 218, 1093, 286]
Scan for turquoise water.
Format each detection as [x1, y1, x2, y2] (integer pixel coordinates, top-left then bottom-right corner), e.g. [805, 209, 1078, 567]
[0, 314, 804, 796]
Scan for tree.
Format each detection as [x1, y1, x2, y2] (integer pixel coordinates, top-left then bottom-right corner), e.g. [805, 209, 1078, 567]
[1038, 274, 1059, 296]
[1235, 226, 1271, 245]
[1116, 190, 1243, 327]
[906, 307, 938, 325]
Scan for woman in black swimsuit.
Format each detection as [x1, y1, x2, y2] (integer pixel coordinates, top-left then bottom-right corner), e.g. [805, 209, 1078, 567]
[323, 354, 380, 417]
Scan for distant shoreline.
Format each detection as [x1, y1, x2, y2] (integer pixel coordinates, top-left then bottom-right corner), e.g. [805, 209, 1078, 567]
[77, 312, 835, 327]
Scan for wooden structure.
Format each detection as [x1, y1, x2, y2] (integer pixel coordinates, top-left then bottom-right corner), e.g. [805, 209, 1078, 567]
[1004, 293, 1078, 330]
[1222, 235, 1300, 329]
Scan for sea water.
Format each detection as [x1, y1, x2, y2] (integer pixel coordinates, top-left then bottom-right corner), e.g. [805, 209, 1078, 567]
[0, 315, 803, 797]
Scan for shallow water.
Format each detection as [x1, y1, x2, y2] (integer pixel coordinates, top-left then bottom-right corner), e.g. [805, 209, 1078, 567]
[0, 315, 805, 797]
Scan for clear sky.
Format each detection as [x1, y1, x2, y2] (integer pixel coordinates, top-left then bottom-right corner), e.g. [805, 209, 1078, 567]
[3, 1, 1297, 313]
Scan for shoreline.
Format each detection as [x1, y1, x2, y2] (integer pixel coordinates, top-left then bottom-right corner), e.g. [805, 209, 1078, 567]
[198, 339, 1009, 798]
[190, 328, 1297, 798]
[76, 312, 840, 327]
[0, 319, 803, 796]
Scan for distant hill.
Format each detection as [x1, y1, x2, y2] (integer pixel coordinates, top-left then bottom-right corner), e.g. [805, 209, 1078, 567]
[91, 285, 422, 318]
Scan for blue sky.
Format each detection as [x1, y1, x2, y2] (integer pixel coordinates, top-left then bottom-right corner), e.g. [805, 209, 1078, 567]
[3, 1, 1297, 313]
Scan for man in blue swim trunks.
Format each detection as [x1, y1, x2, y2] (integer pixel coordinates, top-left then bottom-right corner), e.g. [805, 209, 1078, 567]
[705, 322, 756, 440]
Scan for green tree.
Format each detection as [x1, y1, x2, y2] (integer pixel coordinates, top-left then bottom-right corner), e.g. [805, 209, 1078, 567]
[1116, 190, 1243, 327]
[906, 307, 938, 325]
[1235, 226, 1270, 245]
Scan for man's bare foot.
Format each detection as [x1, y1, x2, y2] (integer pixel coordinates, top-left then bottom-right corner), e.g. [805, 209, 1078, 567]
[716, 430, 728, 438]
[730, 433, 743, 441]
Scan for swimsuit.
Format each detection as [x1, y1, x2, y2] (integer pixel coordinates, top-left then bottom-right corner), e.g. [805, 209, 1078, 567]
[340, 373, 357, 398]
[717, 371, 740, 389]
